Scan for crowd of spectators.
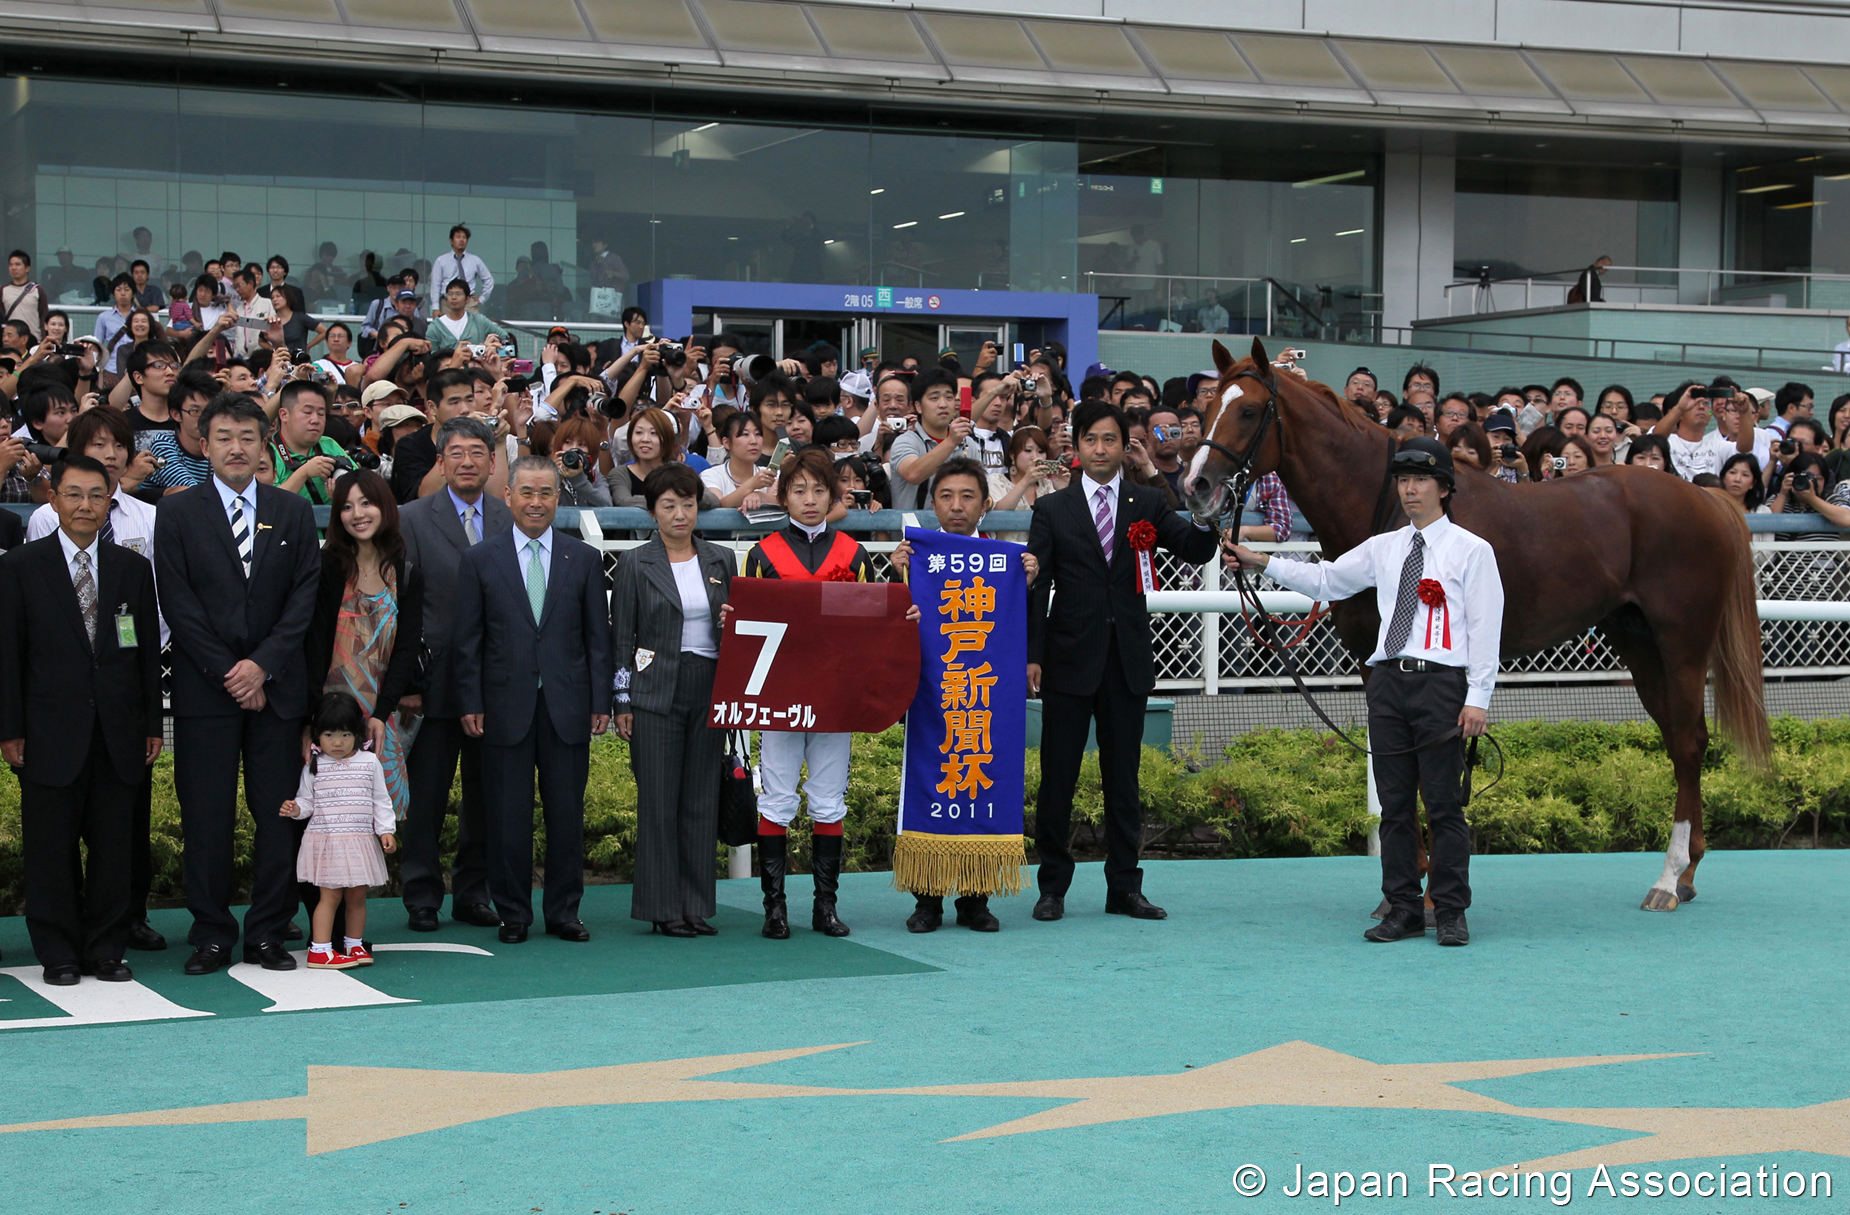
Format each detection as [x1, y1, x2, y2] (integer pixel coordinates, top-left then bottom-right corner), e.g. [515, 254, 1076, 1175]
[1332, 363, 1850, 529]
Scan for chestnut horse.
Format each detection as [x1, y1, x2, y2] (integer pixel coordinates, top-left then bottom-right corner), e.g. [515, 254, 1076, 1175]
[1188, 338, 1770, 912]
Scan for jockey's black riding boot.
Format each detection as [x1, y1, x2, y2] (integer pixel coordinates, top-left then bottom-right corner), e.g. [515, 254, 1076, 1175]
[758, 832, 790, 940]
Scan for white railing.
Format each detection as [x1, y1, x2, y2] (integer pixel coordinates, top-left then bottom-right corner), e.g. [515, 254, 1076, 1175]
[567, 523, 1850, 695]
[1442, 264, 1850, 316]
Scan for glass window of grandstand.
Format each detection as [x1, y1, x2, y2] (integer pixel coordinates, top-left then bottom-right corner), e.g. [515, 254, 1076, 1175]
[1731, 152, 1850, 310]
[1077, 140, 1378, 342]
[1454, 145, 1679, 312]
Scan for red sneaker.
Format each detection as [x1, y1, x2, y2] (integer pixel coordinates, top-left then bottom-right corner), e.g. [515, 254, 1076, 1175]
[344, 944, 374, 967]
[307, 948, 356, 970]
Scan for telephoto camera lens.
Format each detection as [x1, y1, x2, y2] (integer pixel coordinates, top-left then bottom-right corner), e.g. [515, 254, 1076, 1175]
[344, 446, 381, 471]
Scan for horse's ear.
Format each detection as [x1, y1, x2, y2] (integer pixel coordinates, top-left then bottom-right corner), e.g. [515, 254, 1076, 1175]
[1211, 339, 1235, 377]
[1250, 336, 1269, 367]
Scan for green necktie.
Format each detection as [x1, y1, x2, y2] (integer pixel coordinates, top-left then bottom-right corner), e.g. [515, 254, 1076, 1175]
[525, 538, 546, 623]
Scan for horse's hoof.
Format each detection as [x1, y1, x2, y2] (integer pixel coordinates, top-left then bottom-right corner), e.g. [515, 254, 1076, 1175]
[1640, 887, 1681, 912]
[1675, 883, 1697, 904]
[1369, 898, 1390, 921]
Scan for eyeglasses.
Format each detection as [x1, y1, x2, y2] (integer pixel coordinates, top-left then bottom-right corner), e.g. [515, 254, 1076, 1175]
[144, 360, 178, 372]
[56, 489, 111, 504]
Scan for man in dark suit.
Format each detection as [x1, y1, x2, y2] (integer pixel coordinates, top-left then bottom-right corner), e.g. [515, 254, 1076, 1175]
[397, 415, 510, 932]
[0, 457, 163, 984]
[1026, 398, 1218, 923]
[455, 455, 612, 944]
[389, 367, 474, 503]
[154, 392, 320, 974]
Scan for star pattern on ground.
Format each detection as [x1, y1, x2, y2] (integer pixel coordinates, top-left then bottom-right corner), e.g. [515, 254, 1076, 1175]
[1476, 1096, 1850, 1176]
[15, 1037, 1834, 1172]
[0, 1042, 872, 1155]
[868, 1040, 1690, 1141]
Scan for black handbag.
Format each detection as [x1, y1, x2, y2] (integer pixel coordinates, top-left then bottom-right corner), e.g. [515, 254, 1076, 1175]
[716, 730, 759, 847]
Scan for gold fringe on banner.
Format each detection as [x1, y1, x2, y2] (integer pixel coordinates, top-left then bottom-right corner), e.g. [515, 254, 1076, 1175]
[891, 833, 1026, 898]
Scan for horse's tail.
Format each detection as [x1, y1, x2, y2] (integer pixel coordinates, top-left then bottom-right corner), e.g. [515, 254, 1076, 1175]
[1704, 490, 1772, 768]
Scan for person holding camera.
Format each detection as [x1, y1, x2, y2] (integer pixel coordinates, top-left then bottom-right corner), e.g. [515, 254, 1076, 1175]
[426, 278, 508, 356]
[547, 414, 613, 508]
[887, 368, 980, 512]
[270, 381, 352, 504]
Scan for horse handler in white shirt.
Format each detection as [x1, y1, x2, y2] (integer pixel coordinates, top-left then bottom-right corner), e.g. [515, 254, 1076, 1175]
[1222, 438, 1503, 947]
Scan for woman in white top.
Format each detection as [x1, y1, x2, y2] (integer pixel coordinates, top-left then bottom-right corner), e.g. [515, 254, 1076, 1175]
[608, 463, 734, 937]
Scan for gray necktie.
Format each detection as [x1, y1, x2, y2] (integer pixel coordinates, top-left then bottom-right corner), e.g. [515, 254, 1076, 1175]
[1383, 532, 1425, 657]
[73, 550, 97, 647]
[463, 503, 480, 545]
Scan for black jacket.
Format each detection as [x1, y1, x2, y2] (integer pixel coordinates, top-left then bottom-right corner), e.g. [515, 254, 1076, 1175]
[454, 528, 614, 746]
[400, 488, 513, 719]
[1026, 477, 1218, 697]
[0, 536, 163, 785]
[304, 550, 426, 721]
[153, 480, 321, 719]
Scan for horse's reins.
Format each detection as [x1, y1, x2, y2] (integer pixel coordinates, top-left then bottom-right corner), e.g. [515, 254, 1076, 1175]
[1198, 364, 1503, 804]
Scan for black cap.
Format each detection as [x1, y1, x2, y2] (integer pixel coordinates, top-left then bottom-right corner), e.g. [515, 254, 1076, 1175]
[1483, 411, 1517, 435]
[1390, 436, 1455, 488]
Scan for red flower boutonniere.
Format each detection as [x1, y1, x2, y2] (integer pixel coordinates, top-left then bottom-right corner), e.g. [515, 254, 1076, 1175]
[1127, 520, 1159, 593]
[826, 566, 859, 583]
[1416, 579, 1450, 648]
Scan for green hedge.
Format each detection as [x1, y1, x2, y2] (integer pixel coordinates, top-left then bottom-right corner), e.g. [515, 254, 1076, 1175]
[3, 717, 1847, 915]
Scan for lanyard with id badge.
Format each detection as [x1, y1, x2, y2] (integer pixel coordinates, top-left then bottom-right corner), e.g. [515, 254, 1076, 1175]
[114, 602, 138, 649]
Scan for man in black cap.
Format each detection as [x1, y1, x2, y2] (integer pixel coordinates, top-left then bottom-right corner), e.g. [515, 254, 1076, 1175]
[1222, 438, 1503, 946]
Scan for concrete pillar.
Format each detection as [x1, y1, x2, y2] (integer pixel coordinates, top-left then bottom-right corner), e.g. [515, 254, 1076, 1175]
[1380, 131, 1455, 339]
[1678, 148, 1725, 305]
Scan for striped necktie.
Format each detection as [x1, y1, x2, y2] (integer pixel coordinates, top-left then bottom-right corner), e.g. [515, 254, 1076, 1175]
[99, 498, 116, 549]
[1094, 485, 1114, 564]
[231, 495, 253, 578]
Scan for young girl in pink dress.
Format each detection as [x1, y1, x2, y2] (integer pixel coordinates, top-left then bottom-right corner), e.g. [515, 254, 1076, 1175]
[282, 692, 397, 970]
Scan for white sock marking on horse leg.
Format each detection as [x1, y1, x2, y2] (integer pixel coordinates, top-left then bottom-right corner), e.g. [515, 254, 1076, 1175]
[1652, 820, 1691, 894]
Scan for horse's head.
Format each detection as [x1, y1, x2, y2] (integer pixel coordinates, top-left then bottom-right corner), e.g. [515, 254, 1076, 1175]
[1183, 336, 1284, 520]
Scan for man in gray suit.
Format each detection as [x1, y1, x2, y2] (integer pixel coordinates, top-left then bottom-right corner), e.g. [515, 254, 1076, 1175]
[455, 456, 613, 944]
[397, 416, 510, 932]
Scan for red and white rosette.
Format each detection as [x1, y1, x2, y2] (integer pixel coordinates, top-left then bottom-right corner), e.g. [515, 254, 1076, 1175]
[1128, 520, 1159, 595]
[1417, 578, 1450, 649]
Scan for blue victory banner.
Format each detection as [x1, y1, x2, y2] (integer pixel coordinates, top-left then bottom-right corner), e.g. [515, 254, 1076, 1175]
[893, 527, 1028, 898]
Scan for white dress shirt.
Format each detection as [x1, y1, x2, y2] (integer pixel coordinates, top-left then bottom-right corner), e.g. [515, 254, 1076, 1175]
[56, 528, 100, 585]
[213, 475, 255, 525]
[1081, 470, 1122, 543]
[1262, 514, 1504, 710]
[430, 249, 494, 309]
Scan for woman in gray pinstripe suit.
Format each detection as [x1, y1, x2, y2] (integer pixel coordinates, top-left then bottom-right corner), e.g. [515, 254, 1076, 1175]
[610, 463, 733, 937]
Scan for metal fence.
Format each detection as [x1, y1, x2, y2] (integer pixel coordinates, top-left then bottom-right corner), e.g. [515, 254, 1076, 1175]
[557, 509, 1850, 695]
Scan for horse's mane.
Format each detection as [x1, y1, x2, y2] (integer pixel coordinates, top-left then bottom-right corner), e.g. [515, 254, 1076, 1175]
[1283, 371, 1375, 434]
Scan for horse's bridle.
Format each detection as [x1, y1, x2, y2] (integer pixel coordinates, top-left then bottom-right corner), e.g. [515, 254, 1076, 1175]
[1195, 361, 1282, 524]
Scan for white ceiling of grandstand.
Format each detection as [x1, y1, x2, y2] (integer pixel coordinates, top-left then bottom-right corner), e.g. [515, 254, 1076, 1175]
[27, 0, 1850, 136]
